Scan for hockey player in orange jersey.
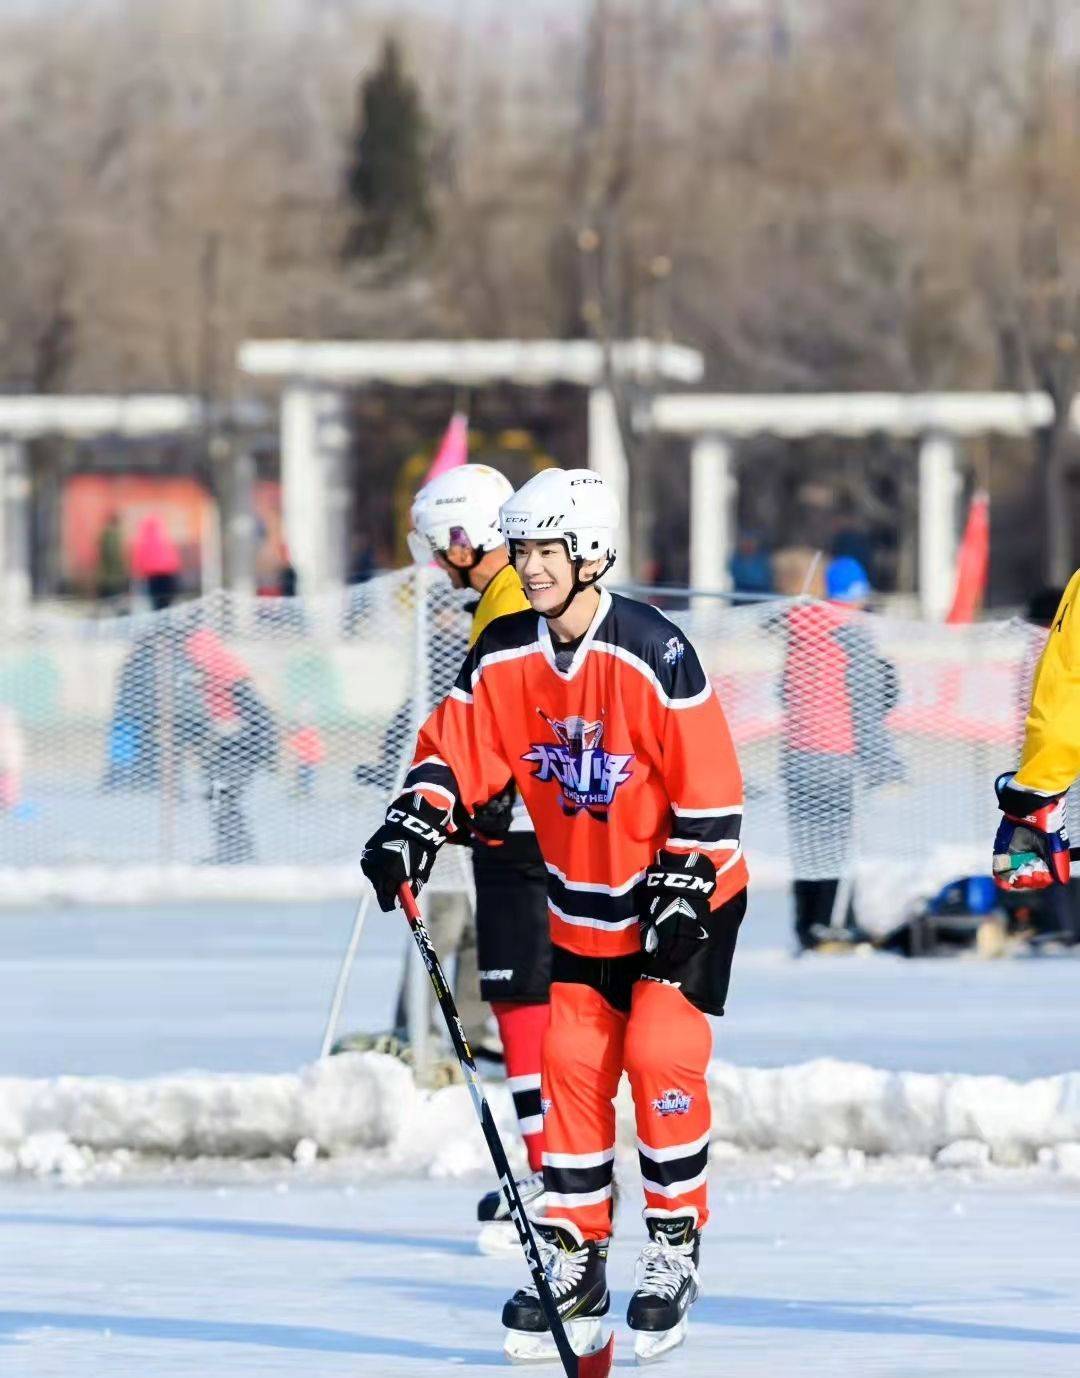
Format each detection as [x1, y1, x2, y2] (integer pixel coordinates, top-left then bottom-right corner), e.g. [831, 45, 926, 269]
[361, 468, 748, 1364]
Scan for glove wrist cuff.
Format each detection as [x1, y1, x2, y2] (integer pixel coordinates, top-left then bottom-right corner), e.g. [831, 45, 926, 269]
[996, 775, 1063, 819]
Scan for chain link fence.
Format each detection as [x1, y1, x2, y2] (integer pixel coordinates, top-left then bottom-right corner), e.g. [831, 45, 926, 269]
[0, 571, 1044, 917]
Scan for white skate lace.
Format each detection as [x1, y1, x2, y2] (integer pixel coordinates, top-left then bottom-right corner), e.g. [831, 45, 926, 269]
[635, 1238, 698, 1300]
[524, 1234, 588, 1301]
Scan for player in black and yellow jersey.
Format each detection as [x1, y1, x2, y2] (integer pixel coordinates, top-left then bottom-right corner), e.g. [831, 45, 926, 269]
[408, 464, 553, 1244]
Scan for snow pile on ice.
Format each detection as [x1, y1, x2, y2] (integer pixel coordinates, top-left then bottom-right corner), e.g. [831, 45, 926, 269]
[0, 1054, 519, 1181]
[706, 1059, 1080, 1160]
[1, 1053, 1079, 1179]
[0, 1054, 414, 1161]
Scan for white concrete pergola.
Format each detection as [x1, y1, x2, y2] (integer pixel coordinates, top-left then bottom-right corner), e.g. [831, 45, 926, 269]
[238, 338, 704, 595]
[648, 392, 1061, 618]
[0, 396, 203, 621]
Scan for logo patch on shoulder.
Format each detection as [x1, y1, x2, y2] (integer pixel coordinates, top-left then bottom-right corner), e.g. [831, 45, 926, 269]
[651, 1087, 693, 1117]
[662, 636, 685, 665]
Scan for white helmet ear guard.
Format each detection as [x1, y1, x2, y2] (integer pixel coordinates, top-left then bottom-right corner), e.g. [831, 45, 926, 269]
[408, 464, 515, 566]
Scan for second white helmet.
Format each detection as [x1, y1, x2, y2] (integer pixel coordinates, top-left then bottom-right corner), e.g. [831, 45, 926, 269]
[408, 463, 514, 565]
[498, 468, 618, 565]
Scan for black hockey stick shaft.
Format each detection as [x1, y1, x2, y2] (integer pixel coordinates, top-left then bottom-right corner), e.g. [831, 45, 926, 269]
[396, 884, 613, 1378]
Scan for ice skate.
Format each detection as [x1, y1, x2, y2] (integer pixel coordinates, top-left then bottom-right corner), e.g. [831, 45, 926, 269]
[627, 1210, 700, 1364]
[476, 1168, 545, 1255]
[502, 1219, 610, 1363]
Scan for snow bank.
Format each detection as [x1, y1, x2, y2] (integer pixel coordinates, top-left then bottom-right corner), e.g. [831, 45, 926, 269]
[0, 1054, 518, 1181]
[2, 1053, 1079, 1181]
[705, 1059, 1080, 1161]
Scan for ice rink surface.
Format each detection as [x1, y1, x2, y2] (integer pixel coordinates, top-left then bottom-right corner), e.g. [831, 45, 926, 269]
[3, 1174, 1080, 1377]
[3, 888, 1080, 1079]
[1, 890, 1080, 1376]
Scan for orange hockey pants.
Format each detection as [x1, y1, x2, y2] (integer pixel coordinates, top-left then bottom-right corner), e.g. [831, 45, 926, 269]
[540, 977, 712, 1241]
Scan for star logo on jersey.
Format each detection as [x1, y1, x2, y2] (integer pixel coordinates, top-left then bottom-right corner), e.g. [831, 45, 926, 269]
[522, 710, 633, 820]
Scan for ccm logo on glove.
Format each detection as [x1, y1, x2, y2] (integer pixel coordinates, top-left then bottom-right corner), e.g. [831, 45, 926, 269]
[361, 793, 452, 911]
[386, 804, 448, 846]
[641, 850, 717, 963]
[646, 870, 715, 894]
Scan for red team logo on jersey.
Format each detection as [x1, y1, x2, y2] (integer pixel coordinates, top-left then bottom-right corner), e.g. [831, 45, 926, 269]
[523, 710, 633, 820]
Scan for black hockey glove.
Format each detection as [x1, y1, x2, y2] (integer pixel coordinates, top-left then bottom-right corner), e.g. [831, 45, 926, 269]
[361, 792, 451, 912]
[640, 849, 717, 964]
[470, 780, 517, 841]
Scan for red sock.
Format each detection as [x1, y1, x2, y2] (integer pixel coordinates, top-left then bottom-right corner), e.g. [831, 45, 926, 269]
[492, 1000, 550, 1173]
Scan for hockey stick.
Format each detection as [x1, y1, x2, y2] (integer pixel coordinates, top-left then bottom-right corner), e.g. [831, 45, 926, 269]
[396, 883, 615, 1378]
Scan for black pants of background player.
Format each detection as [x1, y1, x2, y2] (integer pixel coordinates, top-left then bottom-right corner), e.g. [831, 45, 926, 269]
[783, 749, 857, 948]
[471, 832, 552, 1007]
[473, 831, 552, 1169]
[390, 832, 552, 1044]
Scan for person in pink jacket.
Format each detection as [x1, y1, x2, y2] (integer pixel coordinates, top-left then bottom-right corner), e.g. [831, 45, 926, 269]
[131, 514, 182, 610]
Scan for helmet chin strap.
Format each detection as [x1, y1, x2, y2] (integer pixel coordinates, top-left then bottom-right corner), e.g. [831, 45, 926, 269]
[441, 546, 486, 590]
[537, 554, 615, 622]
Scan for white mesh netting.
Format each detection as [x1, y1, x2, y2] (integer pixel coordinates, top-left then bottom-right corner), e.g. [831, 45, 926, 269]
[679, 596, 1042, 927]
[0, 571, 1043, 913]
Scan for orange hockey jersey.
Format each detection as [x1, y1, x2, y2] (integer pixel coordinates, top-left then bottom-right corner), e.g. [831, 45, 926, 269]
[405, 587, 748, 960]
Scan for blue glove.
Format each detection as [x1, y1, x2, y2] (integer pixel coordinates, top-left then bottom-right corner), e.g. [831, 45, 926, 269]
[992, 772, 1070, 891]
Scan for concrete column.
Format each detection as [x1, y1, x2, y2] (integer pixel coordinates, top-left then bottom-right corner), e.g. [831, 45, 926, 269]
[282, 384, 322, 597]
[918, 432, 962, 620]
[281, 385, 350, 597]
[318, 392, 351, 591]
[588, 388, 633, 580]
[689, 434, 736, 594]
[0, 440, 31, 627]
[225, 448, 258, 598]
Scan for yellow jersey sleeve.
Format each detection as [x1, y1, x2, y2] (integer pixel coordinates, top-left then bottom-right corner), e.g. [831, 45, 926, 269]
[1014, 568, 1080, 795]
[469, 562, 530, 647]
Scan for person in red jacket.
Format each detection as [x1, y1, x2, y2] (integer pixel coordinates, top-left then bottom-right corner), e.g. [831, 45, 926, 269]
[182, 626, 277, 862]
[130, 513, 182, 610]
[361, 468, 748, 1365]
[774, 551, 899, 950]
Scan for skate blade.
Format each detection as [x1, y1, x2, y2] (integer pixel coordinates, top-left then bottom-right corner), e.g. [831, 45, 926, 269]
[634, 1315, 688, 1364]
[504, 1318, 606, 1364]
[813, 940, 858, 956]
[476, 1220, 522, 1256]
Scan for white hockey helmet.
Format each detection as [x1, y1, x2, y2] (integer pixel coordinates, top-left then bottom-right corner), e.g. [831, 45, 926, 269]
[498, 467, 619, 565]
[408, 463, 514, 565]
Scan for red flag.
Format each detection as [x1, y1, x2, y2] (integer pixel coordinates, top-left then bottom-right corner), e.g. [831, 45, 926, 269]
[424, 411, 469, 483]
[946, 489, 990, 624]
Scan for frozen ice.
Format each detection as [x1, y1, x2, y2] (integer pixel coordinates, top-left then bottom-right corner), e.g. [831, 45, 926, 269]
[0, 890, 1078, 1375]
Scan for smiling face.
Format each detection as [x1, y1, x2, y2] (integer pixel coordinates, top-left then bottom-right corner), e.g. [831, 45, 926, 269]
[514, 538, 576, 615]
[513, 539, 608, 618]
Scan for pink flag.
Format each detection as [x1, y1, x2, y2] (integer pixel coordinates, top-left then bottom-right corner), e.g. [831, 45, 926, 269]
[424, 411, 469, 484]
[946, 489, 990, 624]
